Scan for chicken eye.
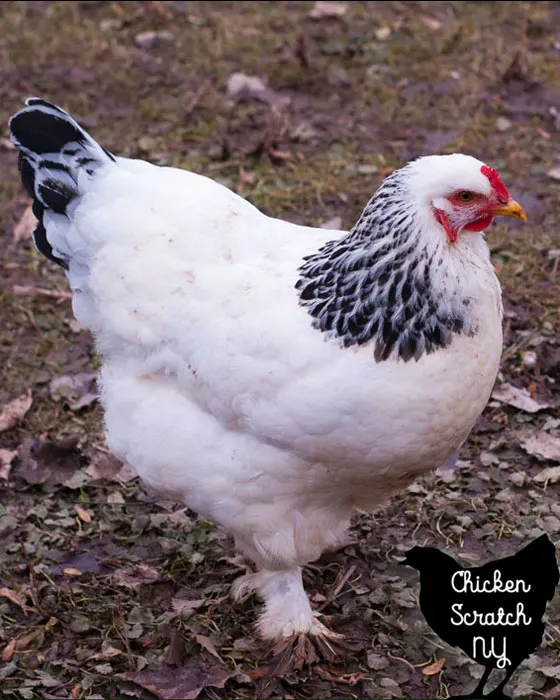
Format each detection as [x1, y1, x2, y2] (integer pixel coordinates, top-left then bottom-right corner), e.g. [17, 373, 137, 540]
[458, 191, 473, 202]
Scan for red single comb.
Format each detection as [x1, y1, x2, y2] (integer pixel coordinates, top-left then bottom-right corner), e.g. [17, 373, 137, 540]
[481, 165, 509, 203]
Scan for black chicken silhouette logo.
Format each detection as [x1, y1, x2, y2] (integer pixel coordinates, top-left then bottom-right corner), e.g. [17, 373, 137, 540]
[402, 534, 559, 699]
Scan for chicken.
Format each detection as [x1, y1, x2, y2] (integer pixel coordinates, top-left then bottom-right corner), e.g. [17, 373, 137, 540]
[9, 98, 527, 656]
[402, 535, 559, 699]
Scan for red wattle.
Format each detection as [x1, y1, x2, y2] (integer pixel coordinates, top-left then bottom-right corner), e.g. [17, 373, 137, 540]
[464, 215, 494, 232]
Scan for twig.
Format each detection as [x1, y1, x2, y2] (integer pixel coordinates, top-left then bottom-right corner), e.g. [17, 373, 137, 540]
[183, 80, 211, 119]
[13, 285, 72, 300]
[318, 563, 357, 611]
[388, 649, 417, 672]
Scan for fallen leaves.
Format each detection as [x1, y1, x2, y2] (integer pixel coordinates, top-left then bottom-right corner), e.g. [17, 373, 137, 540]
[226, 73, 291, 108]
[492, 383, 552, 413]
[117, 660, 235, 699]
[419, 15, 442, 30]
[309, 1, 348, 19]
[85, 449, 137, 483]
[134, 29, 174, 49]
[2, 639, 16, 662]
[422, 657, 446, 675]
[171, 598, 207, 617]
[193, 634, 221, 661]
[15, 436, 83, 487]
[70, 616, 91, 633]
[50, 372, 98, 412]
[111, 563, 161, 590]
[521, 431, 560, 462]
[495, 116, 512, 132]
[12, 205, 36, 244]
[0, 586, 29, 614]
[534, 466, 560, 485]
[0, 448, 17, 480]
[0, 389, 32, 432]
[74, 505, 92, 523]
[315, 667, 365, 685]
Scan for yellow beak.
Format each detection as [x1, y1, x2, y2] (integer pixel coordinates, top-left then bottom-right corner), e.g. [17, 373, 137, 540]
[494, 199, 527, 222]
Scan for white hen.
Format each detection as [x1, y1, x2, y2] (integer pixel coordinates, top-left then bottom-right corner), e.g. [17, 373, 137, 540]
[10, 98, 526, 652]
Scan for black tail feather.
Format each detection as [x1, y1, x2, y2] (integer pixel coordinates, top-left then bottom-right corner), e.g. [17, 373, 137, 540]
[9, 97, 114, 268]
[10, 107, 87, 156]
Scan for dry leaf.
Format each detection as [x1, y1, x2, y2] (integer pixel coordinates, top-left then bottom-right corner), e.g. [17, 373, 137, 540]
[315, 667, 365, 684]
[85, 449, 136, 485]
[423, 657, 446, 675]
[510, 471, 526, 487]
[375, 26, 391, 40]
[15, 435, 82, 487]
[116, 463, 138, 483]
[50, 373, 98, 411]
[309, 1, 348, 19]
[0, 587, 28, 614]
[166, 627, 185, 667]
[435, 448, 460, 483]
[45, 617, 58, 633]
[117, 661, 234, 700]
[171, 598, 206, 616]
[86, 451, 124, 481]
[15, 628, 44, 651]
[521, 431, 560, 462]
[64, 568, 83, 577]
[90, 644, 123, 661]
[111, 563, 161, 590]
[74, 505, 92, 523]
[226, 73, 291, 108]
[0, 448, 17, 480]
[420, 15, 442, 30]
[13, 205, 37, 244]
[458, 552, 481, 562]
[135, 29, 174, 48]
[0, 389, 32, 432]
[496, 116, 512, 132]
[194, 634, 221, 661]
[107, 491, 125, 504]
[534, 466, 560, 484]
[492, 383, 551, 413]
[2, 639, 16, 663]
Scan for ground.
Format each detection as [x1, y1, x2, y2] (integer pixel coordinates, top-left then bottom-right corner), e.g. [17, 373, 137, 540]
[0, 2, 559, 699]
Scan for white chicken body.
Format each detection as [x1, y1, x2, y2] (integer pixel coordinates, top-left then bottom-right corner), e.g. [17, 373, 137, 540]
[61, 156, 500, 566]
[10, 99, 518, 644]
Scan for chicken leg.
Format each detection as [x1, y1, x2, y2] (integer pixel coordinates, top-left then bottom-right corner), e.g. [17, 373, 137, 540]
[232, 567, 345, 669]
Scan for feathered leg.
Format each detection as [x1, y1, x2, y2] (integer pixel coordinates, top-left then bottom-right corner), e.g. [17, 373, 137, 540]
[232, 567, 345, 671]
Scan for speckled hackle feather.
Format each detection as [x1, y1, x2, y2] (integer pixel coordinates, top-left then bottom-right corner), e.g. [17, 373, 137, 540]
[296, 166, 471, 362]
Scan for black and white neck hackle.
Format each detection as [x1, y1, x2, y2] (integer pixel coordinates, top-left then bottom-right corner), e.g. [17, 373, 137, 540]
[296, 167, 471, 363]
